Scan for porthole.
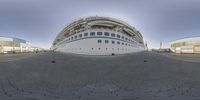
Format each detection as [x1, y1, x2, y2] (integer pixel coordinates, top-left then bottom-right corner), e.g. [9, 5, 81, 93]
[117, 35, 120, 38]
[97, 32, 103, 35]
[112, 40, 115, 44]
[111, 33, 115, 37]
[105, 40, 109, 43]
[122, 36, 124, 39]
[104, 32, 110, 36]
[90, 32, 95, 36]
[97, 40, 102, 43]
[75, 35, 77, 39]
[79, 34, 82, 38]
[84, 33, 88, 36]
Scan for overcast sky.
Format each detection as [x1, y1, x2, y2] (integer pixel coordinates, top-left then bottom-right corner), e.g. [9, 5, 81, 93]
[0, 0, 200, 49]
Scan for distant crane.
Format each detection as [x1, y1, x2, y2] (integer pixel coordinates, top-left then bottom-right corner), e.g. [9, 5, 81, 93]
[160, 41, 162, 51]
[145, 41, 148, 51]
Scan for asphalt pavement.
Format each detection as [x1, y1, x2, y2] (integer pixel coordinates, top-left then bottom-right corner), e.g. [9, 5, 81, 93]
[0, 51, 200, 100]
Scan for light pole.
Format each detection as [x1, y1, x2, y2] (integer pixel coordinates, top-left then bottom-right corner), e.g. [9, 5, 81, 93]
[160, 41, 162, 52]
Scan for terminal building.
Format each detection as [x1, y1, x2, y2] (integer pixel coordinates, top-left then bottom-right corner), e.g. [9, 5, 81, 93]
[0, 36, 41, 53]
[52, 16, 145, 55]
[170, 37, 200, 53]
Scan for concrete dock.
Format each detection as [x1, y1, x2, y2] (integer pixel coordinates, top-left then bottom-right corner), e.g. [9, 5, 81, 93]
[0, 52, 200, 100]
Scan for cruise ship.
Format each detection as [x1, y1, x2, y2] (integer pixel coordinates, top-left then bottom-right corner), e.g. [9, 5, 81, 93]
[52, 16, 145, 55]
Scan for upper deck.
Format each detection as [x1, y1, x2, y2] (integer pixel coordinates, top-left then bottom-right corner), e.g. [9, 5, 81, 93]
[53, 16, 143, 46]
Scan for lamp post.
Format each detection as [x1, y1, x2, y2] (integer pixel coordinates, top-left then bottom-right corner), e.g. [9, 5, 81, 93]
[12, 42, 15, 53]
[160, 41, 162, 52]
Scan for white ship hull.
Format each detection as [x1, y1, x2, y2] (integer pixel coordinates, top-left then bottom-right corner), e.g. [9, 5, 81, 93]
[53, 30, 144, 55]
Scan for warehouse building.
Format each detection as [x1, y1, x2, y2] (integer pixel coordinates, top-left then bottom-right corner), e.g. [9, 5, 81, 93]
[0, 36, 41, 53]
[170, 37, 200, 53]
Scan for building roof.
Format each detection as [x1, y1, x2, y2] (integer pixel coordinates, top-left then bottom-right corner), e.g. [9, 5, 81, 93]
[0, 36, 27, 43]
[170, 36, 200, 44]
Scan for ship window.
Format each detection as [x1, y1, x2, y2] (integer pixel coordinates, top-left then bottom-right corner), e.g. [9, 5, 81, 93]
[117, 35, 120, 38]
[97, 32, 103, 35]
[90, 32, 95, 36]
[125, 38, 128, 41]
[79, 34, 82, 37]
[112, 40, 115, 44]
[122, 42, 124, 45]
[97, 40, 102, 43]
[111, 33, 115, 37]
[105, 40, 109, 43]
[104, 32, 110, 36]
[84, 33, 88, 36]
[71, 37, 73, 40]
[122, 36, 124, 39]
[117, 41, 120, 44]
[99, 48, 101, 50]
[75, 35, 77, 39]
